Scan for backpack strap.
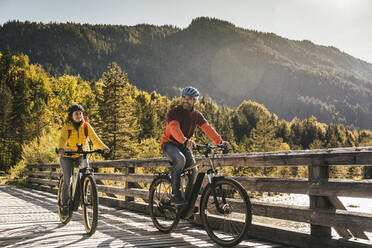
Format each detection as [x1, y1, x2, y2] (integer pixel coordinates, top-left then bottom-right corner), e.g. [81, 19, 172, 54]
[83, 116, 89, 138]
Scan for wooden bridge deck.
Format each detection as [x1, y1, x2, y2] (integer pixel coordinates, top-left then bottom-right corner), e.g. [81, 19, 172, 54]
[0, 184, 291, 248]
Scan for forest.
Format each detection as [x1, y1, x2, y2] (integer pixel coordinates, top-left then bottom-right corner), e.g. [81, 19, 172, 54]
[1, 50, 371, 180]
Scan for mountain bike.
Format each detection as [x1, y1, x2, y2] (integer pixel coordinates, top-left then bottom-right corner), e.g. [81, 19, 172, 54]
[56, 144, 104, 235]
[149, 144, 252, 247]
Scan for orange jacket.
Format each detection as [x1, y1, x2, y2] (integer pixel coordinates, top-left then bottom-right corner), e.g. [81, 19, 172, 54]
[161, 105, 222, 146]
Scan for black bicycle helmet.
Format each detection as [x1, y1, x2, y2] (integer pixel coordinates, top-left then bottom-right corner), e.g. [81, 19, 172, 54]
[67, 104, 84, 117]
[182, 86, 200, 100]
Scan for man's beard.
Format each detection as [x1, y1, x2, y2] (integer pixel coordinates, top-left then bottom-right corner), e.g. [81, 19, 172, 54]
[182, 102, 193, 110]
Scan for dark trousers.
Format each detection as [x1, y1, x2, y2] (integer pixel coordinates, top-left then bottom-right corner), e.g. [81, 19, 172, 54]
[59, 156, 85, 206]
[162, 142, 196, 197]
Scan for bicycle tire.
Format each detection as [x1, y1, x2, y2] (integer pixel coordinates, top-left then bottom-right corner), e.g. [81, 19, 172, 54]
[149, 175, 180, 233]
[81, 174, 98, 235]
[200, 177, 252, 247]
[57, 176, 72, 224]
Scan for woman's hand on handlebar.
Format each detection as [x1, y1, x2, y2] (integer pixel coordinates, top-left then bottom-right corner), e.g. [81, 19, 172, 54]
[103, 148, 110, 154]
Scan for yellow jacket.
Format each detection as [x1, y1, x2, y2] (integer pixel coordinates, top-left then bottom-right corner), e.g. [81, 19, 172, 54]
[58, 119, 108, 158]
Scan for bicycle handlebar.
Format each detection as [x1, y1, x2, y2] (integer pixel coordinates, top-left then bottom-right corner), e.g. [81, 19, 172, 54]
[194, 144, 230, 154]
[55, 148, 105, 156]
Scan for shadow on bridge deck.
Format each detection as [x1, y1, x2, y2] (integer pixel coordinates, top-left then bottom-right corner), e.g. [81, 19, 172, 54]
[0, 185, 290, 248]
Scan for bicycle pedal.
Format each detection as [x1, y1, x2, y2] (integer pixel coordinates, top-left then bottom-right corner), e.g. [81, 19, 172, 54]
[185, 214, 195, 221]
[184, 208, 198, 220]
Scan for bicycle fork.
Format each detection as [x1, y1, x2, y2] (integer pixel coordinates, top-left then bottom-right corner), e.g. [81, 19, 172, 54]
[208, 175, 227, 215]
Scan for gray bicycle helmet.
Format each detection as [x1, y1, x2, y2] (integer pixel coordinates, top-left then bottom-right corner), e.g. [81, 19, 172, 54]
[182, 86, 200, 100]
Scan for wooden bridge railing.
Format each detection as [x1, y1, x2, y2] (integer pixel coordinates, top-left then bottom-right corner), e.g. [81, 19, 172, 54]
[26, 146, 372, 248]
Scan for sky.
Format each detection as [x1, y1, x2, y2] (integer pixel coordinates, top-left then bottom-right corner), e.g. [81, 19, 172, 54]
[1, 0, 371, 63]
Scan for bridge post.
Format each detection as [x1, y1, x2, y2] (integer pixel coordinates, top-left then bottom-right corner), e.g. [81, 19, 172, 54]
[363, 166, 372, 179]
[125, 166, 135, 202]
[308, 164, 332, 238]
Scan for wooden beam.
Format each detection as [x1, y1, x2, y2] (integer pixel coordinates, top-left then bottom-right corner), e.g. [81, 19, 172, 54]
[27, 146, 372, 169]
[308, 165, 332, 237]
[327, 196, 369, 239]
[28, 171, 372, 198]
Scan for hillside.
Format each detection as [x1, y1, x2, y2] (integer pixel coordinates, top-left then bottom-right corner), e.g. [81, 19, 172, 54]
[1, 17, 371, 129]
[1, 51, 372, 172]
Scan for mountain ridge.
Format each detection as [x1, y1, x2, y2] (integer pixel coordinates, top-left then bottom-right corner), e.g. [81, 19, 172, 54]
[1, 17, 371, 129]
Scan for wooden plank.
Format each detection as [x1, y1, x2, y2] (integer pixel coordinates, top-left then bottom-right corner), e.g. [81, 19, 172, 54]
[192, 214, 372, 248]
[27, 184, 58, 194]
[247, 222, 372, 248]
[233, 177, 372, 198]
[26, 171, 61, 178]
[13, 185, 372, 248]
[125, 167, 135, 202]
[99, 196, 149, 214]
[27, 171, 372, 199]
[27, 175, 372, 233]
[310, 208, 372, 233]
[95, 179, 117, 198]
[327, 196, 369, 239]
[94, 173, 155, 183]
[27, 146, 372, 169]
[99, 192, 372, 233]
[96, 185, 149, 199]
[308, 165, 332, 237]
[27, 177, 58, 186]
[1, 185, 292, 248]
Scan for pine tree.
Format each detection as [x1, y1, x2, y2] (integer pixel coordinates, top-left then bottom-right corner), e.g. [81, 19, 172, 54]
[135, 92, 157, 140]
[1, 54, 52, 168]
[248, 116, 282, 152]
[231, 100, 271, 144]
[0, 75, 13, 170]
[99, 62, 139, 159]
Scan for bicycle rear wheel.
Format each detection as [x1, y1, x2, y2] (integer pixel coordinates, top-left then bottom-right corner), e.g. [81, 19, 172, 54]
[82, 174, 98, 235]
[149, 175, 179, 233]
[200, 177, 252, 247]
[57, 176, 72, 224]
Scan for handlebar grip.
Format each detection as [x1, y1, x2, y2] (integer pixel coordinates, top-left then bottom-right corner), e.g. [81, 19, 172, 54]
[194, 145, 206, 151]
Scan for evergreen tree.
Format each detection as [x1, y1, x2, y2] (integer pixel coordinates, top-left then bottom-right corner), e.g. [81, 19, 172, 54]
[135, 92, 157, 140]
[248, 116, 282, 152]
[0, 75, 13, 170]
[99, 62, 139, 159]
[0, 54, 52, 168]
[231, 100, 271, 143]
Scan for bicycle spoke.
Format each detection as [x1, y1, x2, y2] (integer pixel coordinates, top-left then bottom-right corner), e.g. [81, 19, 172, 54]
[82, 175, 98, 235]
[201, 178, 252, 247]
[149, 176, 179, 233]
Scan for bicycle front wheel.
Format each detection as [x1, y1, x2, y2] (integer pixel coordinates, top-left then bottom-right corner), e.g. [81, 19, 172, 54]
[149, 175, 179, 233]
[200, 178, 252, 247]
[82, 175, 98, 235]
[57, 176, 72, 224]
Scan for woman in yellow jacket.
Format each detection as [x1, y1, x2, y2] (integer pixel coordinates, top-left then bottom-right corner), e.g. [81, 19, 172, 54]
[57, 104, 109, 216]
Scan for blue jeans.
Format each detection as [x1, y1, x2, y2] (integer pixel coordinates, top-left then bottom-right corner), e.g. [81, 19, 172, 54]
[162, 142, 196, 198]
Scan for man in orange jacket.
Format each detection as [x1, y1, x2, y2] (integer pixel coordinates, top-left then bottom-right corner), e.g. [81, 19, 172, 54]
[161, 87, 230, 206]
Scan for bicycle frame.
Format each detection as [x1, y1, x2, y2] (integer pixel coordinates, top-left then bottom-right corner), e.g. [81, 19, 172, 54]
[179, 149, 226, 218]
[150, 144, 251, 247]
[67, 152, 94, 211]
